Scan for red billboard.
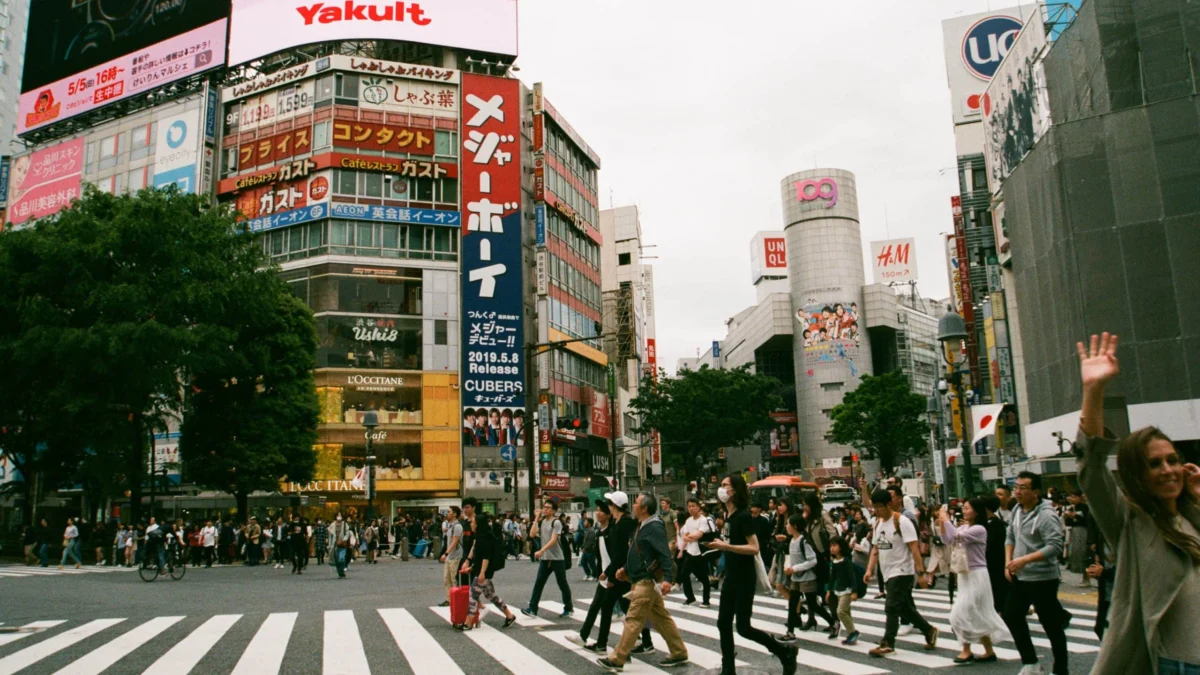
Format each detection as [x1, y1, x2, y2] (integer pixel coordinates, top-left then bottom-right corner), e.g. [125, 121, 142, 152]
[764, 237, 787, 268]
[332, 121, 434, 155]
[6, 138, 84, 227]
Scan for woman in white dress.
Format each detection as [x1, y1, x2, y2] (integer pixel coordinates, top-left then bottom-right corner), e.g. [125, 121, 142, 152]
[939, 499, 1008, 665]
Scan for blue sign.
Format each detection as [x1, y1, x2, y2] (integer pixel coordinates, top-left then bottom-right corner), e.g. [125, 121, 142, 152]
[0, 156, 10, 208]
[204, 87, 219, 143]
[330, 203, 461, 227]
[245, 203, 327, 234]
[712, 341, 721, 358]
[500, 444, 517, 462]
[153, 165, 196, 193]
[962, 16, 1023, 80]
[535, 204, 546, 247]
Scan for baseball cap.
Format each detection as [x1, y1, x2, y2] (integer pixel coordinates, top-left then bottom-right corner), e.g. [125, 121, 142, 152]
[604, 491, 629, 508]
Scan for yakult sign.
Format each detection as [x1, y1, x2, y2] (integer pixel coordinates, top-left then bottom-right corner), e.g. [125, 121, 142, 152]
[228, 0, 518, 67]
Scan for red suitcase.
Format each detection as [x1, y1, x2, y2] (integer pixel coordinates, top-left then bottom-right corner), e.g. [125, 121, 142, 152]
[449, 585, 470, 625]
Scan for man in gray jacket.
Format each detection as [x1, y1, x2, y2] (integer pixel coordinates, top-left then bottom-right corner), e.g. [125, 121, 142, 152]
[597, 493, 689, 672]
[1003, 470, 1068, 675]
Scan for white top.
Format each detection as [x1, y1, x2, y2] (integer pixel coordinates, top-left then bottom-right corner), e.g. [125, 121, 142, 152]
[873, 514, 919, 581]
[63, 525, 78, 541]
[598, 525, 611, 587]
[201, 526, 217, 546]
[145, 524, 160, 536]
[680, 515, 713, 556]
[444, 521, 464, 560]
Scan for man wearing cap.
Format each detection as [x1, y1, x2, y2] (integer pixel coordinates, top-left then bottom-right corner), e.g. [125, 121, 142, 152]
[598, 491, 654, 655]
[598, 492, 689, 671]
[522, 499, 575, 618]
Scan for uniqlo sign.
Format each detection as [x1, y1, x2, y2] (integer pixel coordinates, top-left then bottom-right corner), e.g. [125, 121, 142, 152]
[764, 237, 787, 269]
[460, 74, 525, 413]
[228, 0, 518, 67]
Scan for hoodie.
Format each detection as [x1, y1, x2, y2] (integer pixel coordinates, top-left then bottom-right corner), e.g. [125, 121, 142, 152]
[1004, 498, 1064, 582]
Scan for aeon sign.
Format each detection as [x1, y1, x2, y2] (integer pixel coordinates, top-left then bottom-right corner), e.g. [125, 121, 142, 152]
[962, 16, 1023, 80]
[794, 178, 838, 209]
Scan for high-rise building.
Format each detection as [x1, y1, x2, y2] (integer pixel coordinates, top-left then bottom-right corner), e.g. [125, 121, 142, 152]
[987, 0, 1200, 460]
[0, 0, 29, 155]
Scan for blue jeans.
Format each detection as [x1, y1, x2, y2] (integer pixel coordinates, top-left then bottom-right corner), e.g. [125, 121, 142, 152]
[39, 544, 49, 566]
[1160, 657, 1200, 675]
[334, 548, 348, 577]
[579, 552, 598, 577]
[527, 560, 573, 612]
[60, 540, 82, 566]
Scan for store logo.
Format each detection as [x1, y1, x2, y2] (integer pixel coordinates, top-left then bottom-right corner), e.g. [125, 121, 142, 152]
[794, 178, 839, 209]
[347, 375, 404, 386]
[166, 120, 188, 149]
[352, 325, 399, 342]
[25, 90, 61, 128]
[296, 1, 432, 26]
[962, 16, 1022, 80]
[362, 78, 388, 105]
[309, 176, 329, 201]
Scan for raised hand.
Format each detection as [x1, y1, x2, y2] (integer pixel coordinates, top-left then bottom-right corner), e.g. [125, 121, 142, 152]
[1077, 333, 1119, 389]
[1184, 463, 1200, 501]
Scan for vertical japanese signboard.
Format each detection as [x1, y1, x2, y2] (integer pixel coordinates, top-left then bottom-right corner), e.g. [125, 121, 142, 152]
[646, 338, 662, 476]
[460, 74, 525, 423]
[951, 196, 981, 389]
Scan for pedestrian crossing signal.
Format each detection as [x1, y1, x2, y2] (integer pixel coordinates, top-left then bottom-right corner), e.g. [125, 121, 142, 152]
[503, 476, 513, 493]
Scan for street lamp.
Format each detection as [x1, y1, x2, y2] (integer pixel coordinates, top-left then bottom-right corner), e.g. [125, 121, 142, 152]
[937, 308, 976, 497]
[363, 410, 379, 522]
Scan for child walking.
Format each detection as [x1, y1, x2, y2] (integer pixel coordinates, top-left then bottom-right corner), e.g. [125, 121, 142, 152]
[780, 514, 836, 642]
[826, 536, 861, 645]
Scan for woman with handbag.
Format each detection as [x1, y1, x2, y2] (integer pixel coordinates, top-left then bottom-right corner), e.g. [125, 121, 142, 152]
[939, 499, 1007, 665]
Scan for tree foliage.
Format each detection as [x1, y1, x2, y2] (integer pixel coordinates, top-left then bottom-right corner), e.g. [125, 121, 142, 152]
[629, 365, 783, 479]
[0, 187, 318, 521]
[829, 370, 928, 475]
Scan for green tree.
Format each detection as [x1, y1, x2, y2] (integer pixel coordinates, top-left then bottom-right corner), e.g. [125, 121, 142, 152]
[829, 370, 928, 475]
[0, 186, 318, 521]
[629, 365, 782, 480]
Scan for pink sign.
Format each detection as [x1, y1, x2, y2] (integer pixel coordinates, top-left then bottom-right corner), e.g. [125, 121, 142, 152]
[18, 20, 227, 135]
[7, 138, 84, 227]
[794, 178, 839, 209]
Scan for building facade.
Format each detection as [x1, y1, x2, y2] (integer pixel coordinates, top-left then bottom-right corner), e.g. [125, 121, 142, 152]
[0, 0, 29, 156]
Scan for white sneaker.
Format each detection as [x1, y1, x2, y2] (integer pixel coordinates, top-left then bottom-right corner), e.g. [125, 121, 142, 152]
[565, 634, 586, 648]
[1017, 665, 1045, 675]
[897, 625, 914, 636]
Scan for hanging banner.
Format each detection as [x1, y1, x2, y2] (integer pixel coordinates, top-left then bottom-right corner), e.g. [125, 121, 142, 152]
[460, 73, 525, 423]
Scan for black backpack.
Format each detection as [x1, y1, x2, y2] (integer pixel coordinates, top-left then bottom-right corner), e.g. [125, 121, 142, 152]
[490, 533, 506, 573]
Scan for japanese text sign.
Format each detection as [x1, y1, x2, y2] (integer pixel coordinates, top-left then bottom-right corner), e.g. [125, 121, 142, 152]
[870, 238, 919, 284]
[460, 74, 525, 413]
[7, 138, 84, 227]
[331, 121, 434, 155]
[19, 21, 227, 135]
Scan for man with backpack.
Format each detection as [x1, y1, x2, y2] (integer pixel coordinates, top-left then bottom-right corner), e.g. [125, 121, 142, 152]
[679, 498, 715, 606]
[521, 499, 575, 618]
[863, 489, 938, 658]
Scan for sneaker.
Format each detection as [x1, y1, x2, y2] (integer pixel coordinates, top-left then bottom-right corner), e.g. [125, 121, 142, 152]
[596, 657, 623, 672]
[874, 592, 886, 600]
[660, 656, 688, 668]
[827, 623, 840, 640]
[631, 643, 655, 655]
[924, 626, 939, 651]
[897, 624, 914, 636]
[559, 610, 573, 619]
[565, 634, 586, 648]
[439, 600, 450, 607]
[842, 630, 860, 646]
[700, 601, 712, 608]
[521, 608, 538, 618]
[682, 599, 696, 606]
[869, 641, 895, 657]
[584, 643, 606, 653]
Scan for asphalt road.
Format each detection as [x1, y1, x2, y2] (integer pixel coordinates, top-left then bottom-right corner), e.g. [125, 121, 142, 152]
[0, 556, 1101, 675]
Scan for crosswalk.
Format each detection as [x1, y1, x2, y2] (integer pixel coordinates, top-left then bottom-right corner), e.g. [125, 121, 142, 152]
[0, 586, 1102, 674]
[0, 564, 138, 580]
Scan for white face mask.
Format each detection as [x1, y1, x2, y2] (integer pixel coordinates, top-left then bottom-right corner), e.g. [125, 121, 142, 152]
[717, 487, 731, 503]
[336, 516, 342, 521]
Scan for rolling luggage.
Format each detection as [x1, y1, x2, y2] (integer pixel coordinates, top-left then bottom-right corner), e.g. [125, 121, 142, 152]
[449, 585, 470, 625]
[413, 539, 429, 558]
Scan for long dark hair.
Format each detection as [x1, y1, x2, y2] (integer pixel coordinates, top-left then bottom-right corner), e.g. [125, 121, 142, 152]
[726, 472, 750, 510]
[1118, 427, 1200, 563]
[966, 498, 989, 527]
[474, 511, 493, 540]
[773, 498, 793, 535]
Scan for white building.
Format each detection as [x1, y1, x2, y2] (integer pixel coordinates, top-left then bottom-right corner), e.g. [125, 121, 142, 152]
[0, 0, 29, 155]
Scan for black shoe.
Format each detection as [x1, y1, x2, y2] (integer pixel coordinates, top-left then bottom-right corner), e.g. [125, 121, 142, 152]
[953, 654, 975, 665]
[975, 654, 998, 664]
[701, 601, 712, 608]
[779, 643, 799, 675]
[439, 600, 450, 607]
[631, 643, 654, 655]
[503, 615, 517, 629]
[584, 643, 606, 653]
[682, 599, 695, 606]
[596, 657, 623, 672]
[659, 656, 688, 668]
[827, 623, 840, 640]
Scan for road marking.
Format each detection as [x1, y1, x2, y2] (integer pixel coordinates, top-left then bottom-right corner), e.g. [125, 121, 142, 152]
[0, 621, 68, 648]
[53, 616, 185, 675]
[323, 610, 370, 675]
[0, 619, 125, 673]
[544, 600, 744, 671]
[230, 612, 297, 675]
[541, 630, 669, 673]
[431, 606, 568, 674]
[142, 614, 240, 675]
[379, 608, 464, 675]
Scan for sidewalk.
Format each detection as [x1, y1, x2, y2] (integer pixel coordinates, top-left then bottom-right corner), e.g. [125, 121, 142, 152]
[1058, 568, 1099, 607]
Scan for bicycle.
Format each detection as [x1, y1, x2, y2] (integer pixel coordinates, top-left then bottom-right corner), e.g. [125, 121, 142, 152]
[138, 539, 186, 582]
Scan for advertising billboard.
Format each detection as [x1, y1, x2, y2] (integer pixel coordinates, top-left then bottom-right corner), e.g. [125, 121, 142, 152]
[460, 74, 525, 421]
[795, 301, 862, 378]
[870, 237, 918, 284]
[768, 411, 799, 458]
[942, 8, 1027, 125]
[153, 109, 202, 193]
[6, 137, 85, 228]
[749, 230, 788, 285]
[19, 18, 227, 135]
[228, 0, 519, 67]
[982, 11, 1051, 194]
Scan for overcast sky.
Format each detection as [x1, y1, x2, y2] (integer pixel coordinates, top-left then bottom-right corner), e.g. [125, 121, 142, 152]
[513, 0, 1038, 373]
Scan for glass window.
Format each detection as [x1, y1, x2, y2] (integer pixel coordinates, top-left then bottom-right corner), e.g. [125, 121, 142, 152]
[128, 167, 146, 192]
[309, 222, 325, 249]
[271, 229, 285, 256]
[438, 177, 458, 203]
[289, 226, 306, 253]
[335, 73, 359, 100]
[313, 121, 332, 150]
[315, 316, 422, 370]
[361, 172, 383, 198]
[433, 228, 452, 252]
[221, 146, 239, 177]
[434, 130, 456, 156]
[381, 223, 400, 249]
[315, 75, 334, 104]
[331, 220, 353, 246]
[357, 222, 374, 248]
[434, 319, 448, 345]
[408, 225, 424, 251]
[336, 170, 356, 195]
[618, 252, 631, 266]
[415, 177, 434, 202]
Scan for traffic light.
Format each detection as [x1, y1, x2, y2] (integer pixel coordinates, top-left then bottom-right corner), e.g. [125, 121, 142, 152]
[842, 455, 853, 467]
[503, 476, 513, 493]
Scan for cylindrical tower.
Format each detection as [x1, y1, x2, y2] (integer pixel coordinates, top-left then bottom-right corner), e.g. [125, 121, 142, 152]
[780, 168, 873, 466]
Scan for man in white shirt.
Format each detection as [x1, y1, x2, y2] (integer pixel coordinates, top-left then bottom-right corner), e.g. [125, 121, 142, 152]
[439, 507, 464, 607]
[201, 520, 217, 568]
[995, 485, 1015, 523]
[864, 489, 938, 658]
[679, 498, 714, 606]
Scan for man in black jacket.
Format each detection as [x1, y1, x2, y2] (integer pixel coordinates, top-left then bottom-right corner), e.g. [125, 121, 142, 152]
[596, 492, 653, 657]
[598, 493, 689, 672]
[750, 503, 773, 569]
[982, 496, 1009, 614]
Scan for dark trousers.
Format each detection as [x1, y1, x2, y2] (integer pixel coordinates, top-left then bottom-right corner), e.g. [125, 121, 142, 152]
[203, 546, 215, 568]
[989, 570, 1009, 615]
[881, 576, 933, 645]
[315, 546, 325, 566]
[680, 552, 711, 604]
[247, 542, 260, 566]
[579, 582, 651, 649]
[579, 552, 599, 578]
[291, 540, 307, 572]
[719, 572, 785, 669]
[528, 560, 573, 612]
[1003, 578, 1069, 674]
[788, 589, 834, 631]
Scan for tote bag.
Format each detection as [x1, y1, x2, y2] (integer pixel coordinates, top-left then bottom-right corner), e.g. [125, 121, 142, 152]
[754, 554, 772, 594]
